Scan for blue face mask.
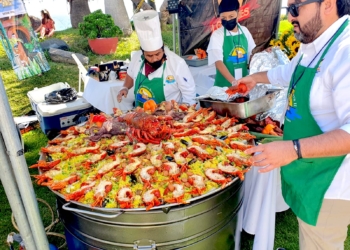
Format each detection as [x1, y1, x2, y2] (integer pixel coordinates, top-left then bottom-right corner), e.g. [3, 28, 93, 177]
[221, 18, 237, 31]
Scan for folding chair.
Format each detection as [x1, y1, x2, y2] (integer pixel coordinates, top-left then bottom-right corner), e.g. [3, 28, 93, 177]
[71, 54, 88, 95]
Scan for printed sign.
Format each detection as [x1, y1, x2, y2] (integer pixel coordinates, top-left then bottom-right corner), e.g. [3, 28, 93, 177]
[0, 0, 50, 80]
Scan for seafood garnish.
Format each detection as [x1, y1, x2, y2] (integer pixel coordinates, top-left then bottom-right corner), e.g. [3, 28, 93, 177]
[29, 159, 61, 171]
[150, 155, 162, 167]
[129, 143, 147, 157]
[188, 175, 206, 195]
[226, 152, 253, 167]
[188, 146, 212, 160]
[95, 156, 121, 179]
[226, 124, 249, 133]
[229, 141, 253, 151]
[218, 162, 245, 181]
[49, 174, 80, 191]
[205, 169, 231, 188]
[65, 181, 96, 201]
[32, 169, 62, 185]
[163, 162, 181, 182]
[117, 187, 133, 209]
[114, 158, 141, 180]
[164, 184, 187, 204]
[142, 189, 162, 210]
[91, 180, 112, 207]
[140, 166, 156, 189]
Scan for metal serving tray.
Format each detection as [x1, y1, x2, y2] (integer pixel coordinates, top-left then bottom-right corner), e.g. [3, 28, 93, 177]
[199, 89, 281, 119]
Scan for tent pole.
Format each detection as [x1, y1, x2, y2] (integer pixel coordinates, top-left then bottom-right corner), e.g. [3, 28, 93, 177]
[172, 14, 176, 53]
[176, 13, 181, 56]
[0, 76, 49, 250]
[0, 133, 37, 250]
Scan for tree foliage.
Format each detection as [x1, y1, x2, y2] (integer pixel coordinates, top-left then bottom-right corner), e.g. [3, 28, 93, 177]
[78, 10, 122, 39]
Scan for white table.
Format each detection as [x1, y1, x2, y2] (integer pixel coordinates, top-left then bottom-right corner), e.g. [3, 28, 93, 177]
[83, 76, 135, 114]
[83, 65, 216, 114]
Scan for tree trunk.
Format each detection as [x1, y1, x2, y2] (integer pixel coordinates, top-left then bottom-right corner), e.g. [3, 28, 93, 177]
[147, 0, 156, 10]
[69, 0, 91, 29]
[130, 0, 153, 11]
[160, 0, 170, 30]
[105, 0, 132, 36]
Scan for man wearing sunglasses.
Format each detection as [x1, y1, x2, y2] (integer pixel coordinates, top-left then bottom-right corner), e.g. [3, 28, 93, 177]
[237, 0, 350, 249]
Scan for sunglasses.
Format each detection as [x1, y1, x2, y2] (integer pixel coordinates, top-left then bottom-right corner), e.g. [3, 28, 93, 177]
[286, 0, 324, 17]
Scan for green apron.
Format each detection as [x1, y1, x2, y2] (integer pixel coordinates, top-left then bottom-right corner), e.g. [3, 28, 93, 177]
[214, 25, 249, 87]
[282, 20, 348, 226]
[134, 61, 166, 108]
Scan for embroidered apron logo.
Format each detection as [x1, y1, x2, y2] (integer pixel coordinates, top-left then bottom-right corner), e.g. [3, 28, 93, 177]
[165, 75, 176, 84]
[227, 46, 247, 64]
[286, 89, 302, 120]
[136, 87, 156, 103]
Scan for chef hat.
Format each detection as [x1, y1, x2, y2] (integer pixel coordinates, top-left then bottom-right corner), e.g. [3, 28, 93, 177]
[133, 10, 163, 52]
[219, 0, 240, 14]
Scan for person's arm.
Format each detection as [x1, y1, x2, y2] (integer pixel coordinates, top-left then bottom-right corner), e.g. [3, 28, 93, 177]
[175, 61, 196, 105]
[117, 74, 134, 102]
[207, 29, 237, 84]
[246, 48, 350, 173]
[117, 52, 140, 102]
[35, 24, 42, 33]
[215, 60, 236, 84]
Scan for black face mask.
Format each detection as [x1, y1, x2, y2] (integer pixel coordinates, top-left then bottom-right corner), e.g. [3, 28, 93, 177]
[145, 53, 166, 70]
[221, 18, 237, 31]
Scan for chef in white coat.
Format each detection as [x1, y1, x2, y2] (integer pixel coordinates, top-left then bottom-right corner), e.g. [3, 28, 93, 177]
[117, 10, 196, 107]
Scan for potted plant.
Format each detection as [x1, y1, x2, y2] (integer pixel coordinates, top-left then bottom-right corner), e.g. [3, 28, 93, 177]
[79, 10, 122, 55]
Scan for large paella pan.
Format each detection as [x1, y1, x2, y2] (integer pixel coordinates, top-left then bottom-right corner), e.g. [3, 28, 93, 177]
[31, 100, 255, 211]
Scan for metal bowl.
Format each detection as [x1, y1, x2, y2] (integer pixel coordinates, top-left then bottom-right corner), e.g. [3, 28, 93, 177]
[199, 89, 281, 119]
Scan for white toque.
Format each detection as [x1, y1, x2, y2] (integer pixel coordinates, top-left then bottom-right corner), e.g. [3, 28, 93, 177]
[133, 10, 163, 52]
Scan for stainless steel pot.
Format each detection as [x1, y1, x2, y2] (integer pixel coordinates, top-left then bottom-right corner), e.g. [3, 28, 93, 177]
[57, 178, 243, 250]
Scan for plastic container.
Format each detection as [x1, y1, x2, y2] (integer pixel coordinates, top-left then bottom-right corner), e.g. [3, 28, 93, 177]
[36, 97, 92, 134]
[182, 55, 208, 67]
[27, 82, 70, 113]
[118, 70, 127, 80]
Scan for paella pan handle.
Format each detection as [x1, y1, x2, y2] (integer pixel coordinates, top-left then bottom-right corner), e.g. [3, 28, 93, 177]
[62, 202, 124, 218]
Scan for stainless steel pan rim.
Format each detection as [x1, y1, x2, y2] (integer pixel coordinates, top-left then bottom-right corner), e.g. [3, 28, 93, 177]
[51, 176, 240, 213]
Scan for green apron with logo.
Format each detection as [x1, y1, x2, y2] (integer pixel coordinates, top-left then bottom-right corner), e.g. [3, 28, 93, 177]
[214, 25, 249, 87]
[134, 61, 166, 108]
[282, 20, 348, 226]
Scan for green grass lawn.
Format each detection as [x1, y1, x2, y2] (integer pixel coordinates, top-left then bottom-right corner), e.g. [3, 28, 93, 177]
[0, 26, 349, 250]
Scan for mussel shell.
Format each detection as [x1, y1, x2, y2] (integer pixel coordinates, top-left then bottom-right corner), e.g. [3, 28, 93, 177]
[102, 199, 108, 207]
[130, 174, 138, 184]
[219, 135, 228, 140]
[188, 158, 197, 165]
[46, 155, 53, 162]
[106, 149, 116, 156]
[180, 139, 189, 146]
[165, 156, 174, 162]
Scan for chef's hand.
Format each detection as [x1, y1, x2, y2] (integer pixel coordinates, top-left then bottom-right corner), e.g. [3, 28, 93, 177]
[117, 87, 128, 103]
[245, 141, 298, 173]
[237, 75, 258, 95]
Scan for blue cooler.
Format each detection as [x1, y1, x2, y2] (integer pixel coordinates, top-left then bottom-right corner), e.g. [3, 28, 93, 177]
[36, 97, 92, 134]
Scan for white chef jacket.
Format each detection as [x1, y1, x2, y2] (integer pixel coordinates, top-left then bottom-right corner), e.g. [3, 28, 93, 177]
[267, 15, 350, 200]
[207, 25, 256, 67]
[127, 47, 196, 105]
